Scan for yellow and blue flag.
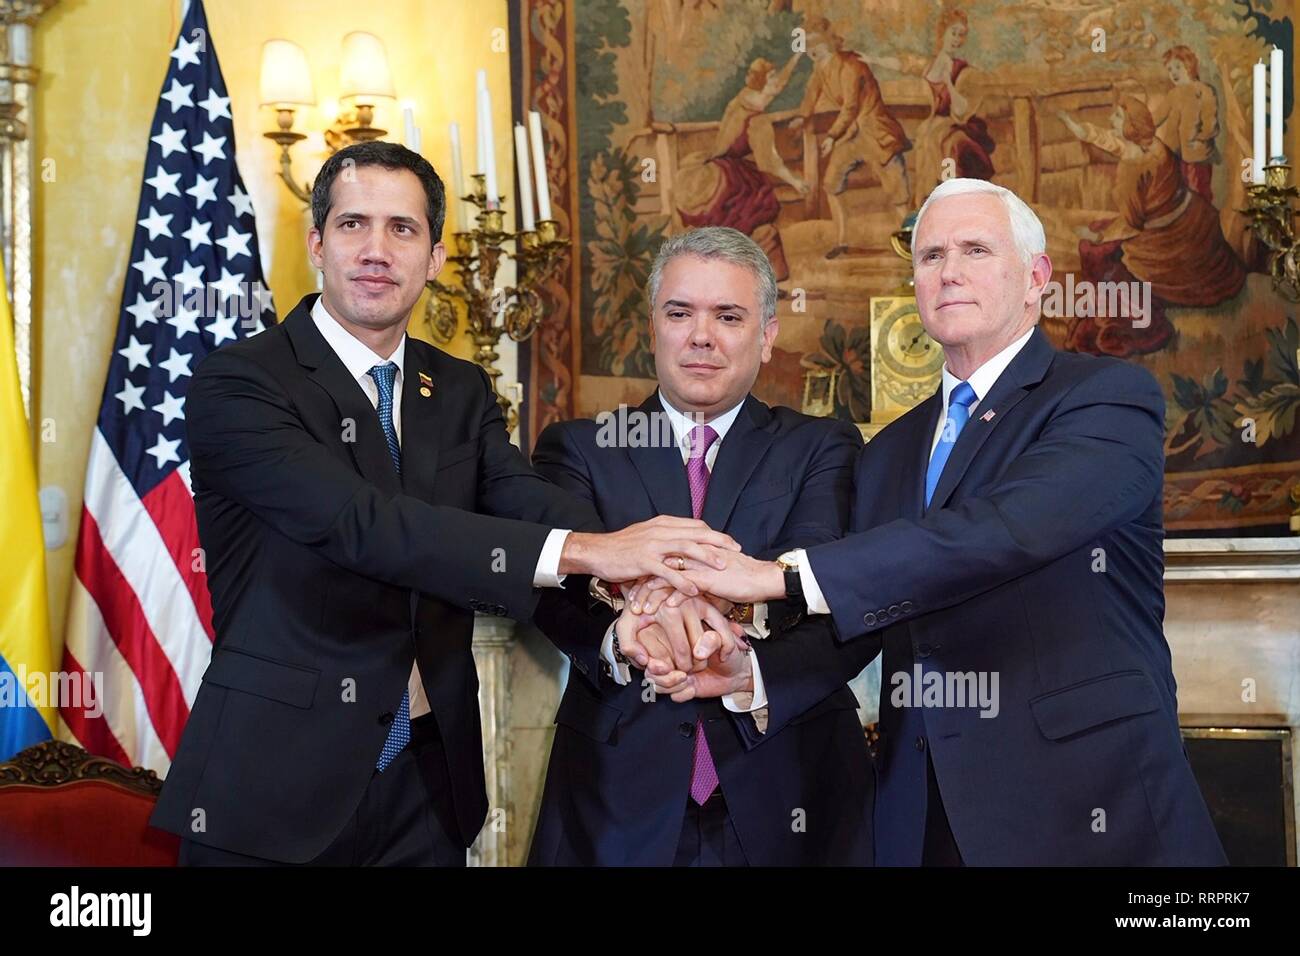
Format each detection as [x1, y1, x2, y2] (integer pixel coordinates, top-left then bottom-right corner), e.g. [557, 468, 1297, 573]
[0, 261, 54, 760]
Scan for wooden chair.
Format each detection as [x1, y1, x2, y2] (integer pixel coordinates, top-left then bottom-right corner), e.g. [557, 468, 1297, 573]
[0, 739, 179, 865]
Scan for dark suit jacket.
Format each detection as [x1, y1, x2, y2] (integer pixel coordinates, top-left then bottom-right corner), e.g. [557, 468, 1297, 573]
[149, 294, 600, 863]
[527, 392, 880, 866]
[800, 326, 1224, 865]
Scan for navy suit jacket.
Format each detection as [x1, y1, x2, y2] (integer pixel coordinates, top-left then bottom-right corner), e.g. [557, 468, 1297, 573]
[150, 295, 600, 862]
[527, 393, 880, 866]
[801, 326, 1224, 865]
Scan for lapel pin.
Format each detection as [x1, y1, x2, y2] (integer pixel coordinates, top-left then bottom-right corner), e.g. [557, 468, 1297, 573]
[418, 371, 433, 397]
[981, 409, 996, 422]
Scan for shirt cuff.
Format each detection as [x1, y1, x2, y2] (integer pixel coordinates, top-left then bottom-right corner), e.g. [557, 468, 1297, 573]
[600, 621, 632, 686]
[723, 652, 768, 713]
[532, 529, 570, 588]
[795, 548, 830, 615]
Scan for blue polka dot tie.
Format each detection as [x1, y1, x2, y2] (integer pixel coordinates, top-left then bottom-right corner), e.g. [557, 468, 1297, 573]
[369, 361, 409, 772]
[924, 380, 976, 509]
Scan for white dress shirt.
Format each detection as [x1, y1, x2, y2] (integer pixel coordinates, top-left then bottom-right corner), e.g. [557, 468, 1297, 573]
[797, 326, 1037, 615]
[599, 390, 769, 715]
[310, 297, 569, 718]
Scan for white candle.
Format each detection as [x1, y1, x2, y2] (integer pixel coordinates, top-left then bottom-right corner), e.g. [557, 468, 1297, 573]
[403, 106, 417, 149]
[413, 127, 422, 154]
[1270, 46, 1285, 162]
[514, 124, 536, 232]
[475, 81, 486, 175]
[449, 121, 467, 231]
[1254, 60, 1267, 183]
[480, 90, 498, 207]
[528, 111, 552, 221]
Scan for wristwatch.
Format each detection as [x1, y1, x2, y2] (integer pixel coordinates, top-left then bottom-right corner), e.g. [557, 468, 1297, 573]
[776, 550, 804, 607]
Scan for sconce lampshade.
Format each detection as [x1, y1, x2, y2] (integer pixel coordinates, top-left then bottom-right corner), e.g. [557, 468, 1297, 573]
[259, 39, 316, 107]
[339, 31, 396, 101]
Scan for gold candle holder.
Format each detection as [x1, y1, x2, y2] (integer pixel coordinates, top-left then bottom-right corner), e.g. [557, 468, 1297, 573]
[1243, 161, 1300, 302]
[424, 177, 571, 431]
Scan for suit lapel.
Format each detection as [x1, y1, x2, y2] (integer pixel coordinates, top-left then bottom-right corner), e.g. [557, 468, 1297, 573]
[284, 295, 401, 499]
[905, 391, 943, 521]
[399, 343, 443, 502]
[924, 326, 1056, 515]
[703, 396, 776, 530]
[625, 393, 693, 518]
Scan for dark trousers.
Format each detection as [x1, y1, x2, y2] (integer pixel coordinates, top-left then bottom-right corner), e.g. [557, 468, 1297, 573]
[180, 713, 464, 867]
[922, 751, 964, 867]
[672, 792, 749, 867]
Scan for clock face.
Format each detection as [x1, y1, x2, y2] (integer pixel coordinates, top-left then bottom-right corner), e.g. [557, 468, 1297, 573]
[870, 296, 944, 419]
[880, 306, 942, 379]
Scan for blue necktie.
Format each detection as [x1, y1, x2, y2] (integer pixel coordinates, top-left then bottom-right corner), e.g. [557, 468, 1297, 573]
[924, 380, 976, 508]
[369, 362, 409, 772]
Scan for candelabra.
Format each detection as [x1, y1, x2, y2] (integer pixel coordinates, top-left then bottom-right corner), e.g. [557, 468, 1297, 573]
[1244, 162, 1300, 302]
[425, 174, 569, 432]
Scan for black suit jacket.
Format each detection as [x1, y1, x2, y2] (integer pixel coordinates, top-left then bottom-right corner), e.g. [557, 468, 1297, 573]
[801, 327, 1225, 865]
[527, 393, 880, 866]
[149, 294, 600, 863]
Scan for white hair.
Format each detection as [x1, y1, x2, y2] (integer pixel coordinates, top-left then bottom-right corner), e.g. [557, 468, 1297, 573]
[912, 178, 1046, 265]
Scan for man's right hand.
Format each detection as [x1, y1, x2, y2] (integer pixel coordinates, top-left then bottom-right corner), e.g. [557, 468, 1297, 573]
[615, 601, 742, 676]
[559, 515, 741, 596]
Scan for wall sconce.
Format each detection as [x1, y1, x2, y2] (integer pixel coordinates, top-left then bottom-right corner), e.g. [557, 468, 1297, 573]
[260, 31, 398, 204]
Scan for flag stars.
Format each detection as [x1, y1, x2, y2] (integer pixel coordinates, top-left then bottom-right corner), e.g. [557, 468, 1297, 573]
[197, 89, 231, 122]
[124, 292, 161, 327]
[146, 434, 183, 469]
[167, 301, 201, 338]
[152, 391, 186, 427]
[211, 266, 245, 300]
[131, 248, 168, 285]
[215, 224, 251, 259]
[181, 218, 212, 251]
[137, 206, 174, 241]
[158, 347, 194, 383]
[173, 260, 205, 293]
[144, 166, 181, 201]
[205, 313, 238, 346]
[160, 78, 194, 113]
[118, 335, 152, 372]
[228, 185, 254, 218]
[170, 34, 202, 70]
[192, 130, 227, 166]
[151, 122, 187, 158]
[114, 379, 146, 415]
[186, 173, 218, 208]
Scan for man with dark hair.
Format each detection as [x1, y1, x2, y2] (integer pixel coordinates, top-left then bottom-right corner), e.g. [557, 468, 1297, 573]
[150, 142, 739, 866]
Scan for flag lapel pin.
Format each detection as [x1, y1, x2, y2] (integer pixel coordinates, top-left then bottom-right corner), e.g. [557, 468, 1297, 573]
[980, 409, 996, 422]
[418, 371, 434, 398]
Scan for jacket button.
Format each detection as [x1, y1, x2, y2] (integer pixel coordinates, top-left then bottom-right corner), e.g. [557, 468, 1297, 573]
[888, 604, 901, 618]
[876, 608, 889, 620]
[916, 643, 932, 658]
[494, 604, 507, 616]
[915, 736, 926, 752]
[863, 612, 877, 626]
[379, 712, 394, 726]
[678, 722, 695, 737]
[901, 600, 915, 613]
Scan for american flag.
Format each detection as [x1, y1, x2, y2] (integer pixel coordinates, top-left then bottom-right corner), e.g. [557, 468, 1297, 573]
[60, 0, 275, 773]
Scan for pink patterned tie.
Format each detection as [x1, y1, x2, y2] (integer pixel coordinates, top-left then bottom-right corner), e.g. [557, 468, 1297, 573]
[686, 424, 720, 805]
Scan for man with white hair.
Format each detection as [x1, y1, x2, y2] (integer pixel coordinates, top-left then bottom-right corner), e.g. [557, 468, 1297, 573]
[652, 178, 1226, 865]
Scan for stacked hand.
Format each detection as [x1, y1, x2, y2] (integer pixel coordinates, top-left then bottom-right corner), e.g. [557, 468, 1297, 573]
[559, 516, 788, 700]
[614, 598, 752, 702]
